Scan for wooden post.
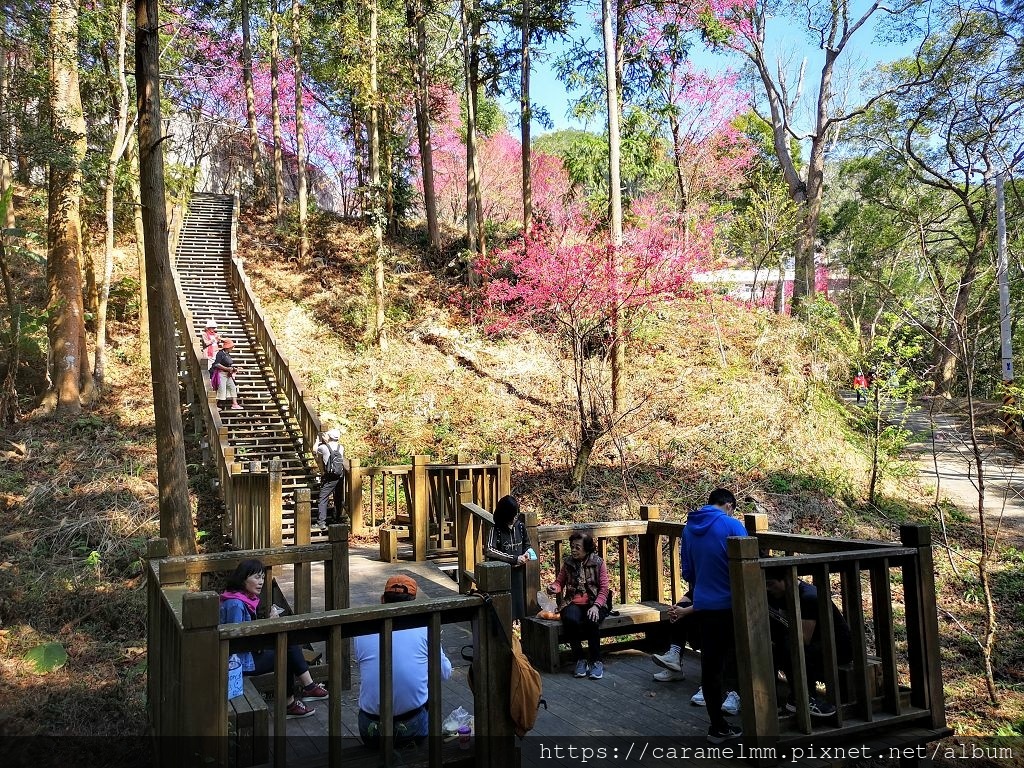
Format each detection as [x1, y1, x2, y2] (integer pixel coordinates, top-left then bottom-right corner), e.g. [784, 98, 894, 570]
[293, 488, 312, 614]
[146, 538, 169, 747]
[347, 458, 364, 535]
[474, 562, 515, 768]
[268, 458, 283, 547]
[497, 452, 511, 500]
[638, 505, 661, 602]
[326, 522, 352, 690]
[181, 592, 227, 767]
[410, 454, 428, 562]
[728, 536, 778, 761]
[744, 512, 769, 557]
[457, 479, 475, 593]
[900, 525, 946, 728]
[524, 511, 541, 614]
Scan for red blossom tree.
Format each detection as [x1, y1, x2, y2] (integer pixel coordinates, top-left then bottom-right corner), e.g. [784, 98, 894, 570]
[475, 196, 712, 488]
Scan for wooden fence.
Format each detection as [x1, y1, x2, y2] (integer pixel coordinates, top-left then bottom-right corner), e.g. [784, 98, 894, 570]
[147, 532, 515, 768]
[733, 514, 949, 755]
[368, 454, 510, 562]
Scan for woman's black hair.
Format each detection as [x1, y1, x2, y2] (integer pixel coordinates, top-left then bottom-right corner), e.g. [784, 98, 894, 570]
[493, 495, 520, 528]
[224, 559, 266, 592]
[568, 530, 596, 554]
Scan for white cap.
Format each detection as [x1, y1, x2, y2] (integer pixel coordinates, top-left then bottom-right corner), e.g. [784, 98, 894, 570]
[327, 428, 341, 440]
[205, 318, 217, 328]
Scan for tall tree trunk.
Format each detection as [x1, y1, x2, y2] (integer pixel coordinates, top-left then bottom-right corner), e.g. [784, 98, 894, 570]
[410, 0, 440, 251]
[269, 0, 286, 226]
[383, 105, 398, 238]
[136, 0, 197, 555]
[601, 0, 623, 415]
[95, 0, 131, 389]
[520, 0, 532, 234]
[0, 157, 19, 423]
[46, 0, 88, 415]
[368, 0, 387, 349]
[129, 139, 150, 367]
[240, 0, 266, 200]
[292, 0, 308, 260]
[461, 0, 480, 278]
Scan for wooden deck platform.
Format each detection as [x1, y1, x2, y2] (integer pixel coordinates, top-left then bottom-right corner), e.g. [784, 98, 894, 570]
[265, 547, 945, 768]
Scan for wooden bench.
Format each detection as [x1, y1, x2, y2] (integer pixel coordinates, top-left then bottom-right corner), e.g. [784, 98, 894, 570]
[521, 600, 673, 673]
[228, 677, 268, 768]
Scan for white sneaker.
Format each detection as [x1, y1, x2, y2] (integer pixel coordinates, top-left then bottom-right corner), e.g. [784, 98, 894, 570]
[653, 669, 685, 682]
[652, 648, 682, 672]
[690, 687, 705, 706]
[721, 691, 741, 715]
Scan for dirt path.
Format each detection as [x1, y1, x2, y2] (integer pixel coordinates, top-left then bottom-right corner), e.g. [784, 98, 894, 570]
[843, 392, 1024, 547]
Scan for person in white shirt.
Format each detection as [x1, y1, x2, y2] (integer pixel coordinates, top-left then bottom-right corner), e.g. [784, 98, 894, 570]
[352, 575, 453, 748]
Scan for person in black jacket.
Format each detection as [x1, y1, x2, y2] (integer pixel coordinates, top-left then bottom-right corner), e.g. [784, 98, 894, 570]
[483, 495, 532, 620]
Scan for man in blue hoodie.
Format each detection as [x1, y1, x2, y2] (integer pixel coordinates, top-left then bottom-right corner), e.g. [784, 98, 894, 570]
[682, 487, 746, 744]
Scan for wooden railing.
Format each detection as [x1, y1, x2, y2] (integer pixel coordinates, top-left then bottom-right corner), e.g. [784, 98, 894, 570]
[368, 454, 510, 562]
[732, 514, 949, 754]
[456, 495, 683, 616]
[147, 533, 515, 768]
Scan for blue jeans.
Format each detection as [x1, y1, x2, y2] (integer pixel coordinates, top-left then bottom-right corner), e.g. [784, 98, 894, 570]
[246, 644, 309, 681]
[357, 706, 428, 748]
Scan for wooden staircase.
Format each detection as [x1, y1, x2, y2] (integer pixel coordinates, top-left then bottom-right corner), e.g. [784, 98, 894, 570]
[174, 192, 320, 544]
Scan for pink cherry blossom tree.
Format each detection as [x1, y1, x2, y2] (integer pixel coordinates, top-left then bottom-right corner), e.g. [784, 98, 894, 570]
[475, 196, 712, 488]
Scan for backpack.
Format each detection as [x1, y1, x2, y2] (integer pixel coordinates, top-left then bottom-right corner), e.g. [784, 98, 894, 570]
[465, 590, 546, 738]
[322, 442, 345, 476]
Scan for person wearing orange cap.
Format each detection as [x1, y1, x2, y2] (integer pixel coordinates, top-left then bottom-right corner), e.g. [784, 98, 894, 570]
[352, 575, 452, 748]
[212, 338, 243, 410]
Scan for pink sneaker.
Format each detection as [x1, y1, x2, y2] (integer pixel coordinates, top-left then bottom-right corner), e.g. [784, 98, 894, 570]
[231, 403, 243, 410]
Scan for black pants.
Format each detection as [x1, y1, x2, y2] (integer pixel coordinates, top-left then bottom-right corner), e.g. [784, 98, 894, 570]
[317, 475, 341, 525]
[561, 603, 606, 663]
[697, 609, 737, 730]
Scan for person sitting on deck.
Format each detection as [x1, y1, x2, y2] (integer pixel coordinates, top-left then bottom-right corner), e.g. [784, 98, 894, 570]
[219, 558, 329, 719]
[546, 530, 611, 681]
[764, 565, 853, 718]
[353, 575, 453, 748]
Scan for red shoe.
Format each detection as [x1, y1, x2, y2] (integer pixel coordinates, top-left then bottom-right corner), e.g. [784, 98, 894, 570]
[301, 682, 328, 701]
[286, 699, 316, 719]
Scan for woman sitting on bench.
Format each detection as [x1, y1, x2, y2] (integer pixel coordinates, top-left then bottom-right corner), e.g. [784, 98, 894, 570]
[546, 531, 611, 681]
[219, 559, 329, 718]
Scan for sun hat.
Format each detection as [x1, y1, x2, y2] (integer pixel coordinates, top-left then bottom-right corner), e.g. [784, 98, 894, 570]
[327, 428, 341, 440]
[205, 318, 217, 328]
[221, 338, 235, 350]
[383, 574, 418, 599]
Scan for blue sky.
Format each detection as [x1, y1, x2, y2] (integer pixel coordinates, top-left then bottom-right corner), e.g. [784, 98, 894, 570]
[509, 9, 921, 138]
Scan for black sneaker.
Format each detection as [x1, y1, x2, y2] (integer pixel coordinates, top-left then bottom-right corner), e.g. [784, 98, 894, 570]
[707, 724, 742, 744]
[786, 696, 837, 717]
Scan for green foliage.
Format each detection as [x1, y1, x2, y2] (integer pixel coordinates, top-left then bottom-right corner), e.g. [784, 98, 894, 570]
[460, 91, 507, 139]
[24, 642, 69, 674]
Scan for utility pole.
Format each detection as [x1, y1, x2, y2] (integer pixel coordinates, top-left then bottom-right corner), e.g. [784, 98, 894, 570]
[996, 173, 1016, 436]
